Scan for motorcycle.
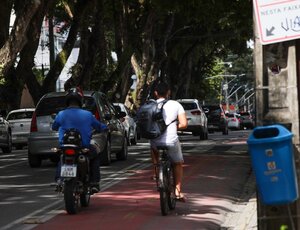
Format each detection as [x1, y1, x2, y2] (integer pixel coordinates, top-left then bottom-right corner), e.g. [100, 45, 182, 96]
[52, 128, 98, 214]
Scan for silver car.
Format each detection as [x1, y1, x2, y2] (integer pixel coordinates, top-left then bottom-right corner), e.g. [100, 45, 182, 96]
[113, 103, 138, 145]
[28, 91, 127, 168]
[6, 108, 35, 149]
[177, 99, 208, 140]
[0, 115, 12, 153]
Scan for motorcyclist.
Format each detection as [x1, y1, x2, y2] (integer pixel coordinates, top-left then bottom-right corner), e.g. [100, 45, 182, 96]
[52, 87, 108, 193]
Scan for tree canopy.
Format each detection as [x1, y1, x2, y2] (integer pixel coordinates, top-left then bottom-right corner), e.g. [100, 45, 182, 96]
[0, 0, 253, 111]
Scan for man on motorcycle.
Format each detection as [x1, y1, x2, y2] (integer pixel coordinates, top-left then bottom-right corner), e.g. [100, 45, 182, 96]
[52, 87, 108, 193]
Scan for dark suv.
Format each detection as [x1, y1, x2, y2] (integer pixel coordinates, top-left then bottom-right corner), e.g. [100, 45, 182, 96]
[202, 104, 228, 135]
[28, 91, 127, 167]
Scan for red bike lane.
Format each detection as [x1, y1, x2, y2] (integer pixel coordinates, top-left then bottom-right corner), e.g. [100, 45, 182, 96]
[33, 154, 252, 230]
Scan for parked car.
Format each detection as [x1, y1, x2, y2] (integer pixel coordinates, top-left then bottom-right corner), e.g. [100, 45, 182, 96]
[202, 104, 229, 135]
[28, 91, 127, 168]
[6, 108, 35, 149]
[0, 115, 12, 153]
[239, 111, 255, 129]
[177, 99, 208, 140]
[113, 103, 138, 145]
[227, 113, 241, 130]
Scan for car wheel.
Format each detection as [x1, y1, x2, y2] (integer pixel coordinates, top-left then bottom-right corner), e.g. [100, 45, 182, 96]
[130, 130, 137, 145]
[116, 137, 128, 161]
[126, 130, 131, 146]
[204, 127, 208, 140]
[16, 144, 23, 150]
[222, 126, 229, 135]
[50, 156, 60, 164]
[2, 132, 12, 153]
[28, 151, 42, 168]
[100, 139, 111, 166]
[200, 128, 205, 140]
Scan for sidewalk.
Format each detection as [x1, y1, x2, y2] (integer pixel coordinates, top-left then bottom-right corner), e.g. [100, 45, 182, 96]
[221, 170, 257, 230]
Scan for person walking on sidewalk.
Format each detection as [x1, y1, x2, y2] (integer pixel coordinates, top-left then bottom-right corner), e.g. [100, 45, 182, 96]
[150, 81, 188, 201]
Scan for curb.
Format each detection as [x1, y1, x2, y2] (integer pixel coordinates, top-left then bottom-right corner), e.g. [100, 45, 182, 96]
[221, 169, 258, 230]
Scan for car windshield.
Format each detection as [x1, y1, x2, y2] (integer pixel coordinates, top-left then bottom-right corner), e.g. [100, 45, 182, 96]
[180, 103, 197, 110]
[7, 111, 34, 120]
[36, 96, 96, 116]
[227, 114, 234, 118]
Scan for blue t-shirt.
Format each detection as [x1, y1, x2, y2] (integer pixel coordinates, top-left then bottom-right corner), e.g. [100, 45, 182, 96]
[52, 107, 107, 148]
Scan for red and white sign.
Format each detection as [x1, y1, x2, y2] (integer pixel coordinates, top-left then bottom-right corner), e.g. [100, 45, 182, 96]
[253, 0, 300, 45]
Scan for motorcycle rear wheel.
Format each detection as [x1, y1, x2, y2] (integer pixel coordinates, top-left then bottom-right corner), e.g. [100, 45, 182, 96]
[80, 186, 90, 207]
[64, 179, 79, 214]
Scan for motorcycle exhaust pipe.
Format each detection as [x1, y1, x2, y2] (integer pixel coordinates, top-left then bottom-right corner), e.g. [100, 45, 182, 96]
[78, 155, 86, 163]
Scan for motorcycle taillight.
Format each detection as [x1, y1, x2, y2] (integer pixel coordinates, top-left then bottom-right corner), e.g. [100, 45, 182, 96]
[64, 149, 75, 155]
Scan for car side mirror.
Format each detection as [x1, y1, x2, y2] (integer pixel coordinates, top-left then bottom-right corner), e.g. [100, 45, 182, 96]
[0, 117, 4, 123]
[51, 113, 57, 120]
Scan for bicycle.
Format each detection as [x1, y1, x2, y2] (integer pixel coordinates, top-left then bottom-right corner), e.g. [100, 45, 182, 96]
[154, 146, 176, 216]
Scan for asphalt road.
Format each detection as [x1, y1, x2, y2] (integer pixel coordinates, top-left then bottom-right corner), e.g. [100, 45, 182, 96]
[0, 129, 252, 230]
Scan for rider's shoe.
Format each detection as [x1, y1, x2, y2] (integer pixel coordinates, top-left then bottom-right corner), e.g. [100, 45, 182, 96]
[54, 179, 63, 192]
[90, 183, 100, 194]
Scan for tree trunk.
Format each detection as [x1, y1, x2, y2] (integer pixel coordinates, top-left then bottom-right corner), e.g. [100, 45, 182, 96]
[0, 0, 41, 77]
[0, 0, 13, 47]
[42, 0, 91, 94]
[82, 0, 106, 89]
[135, 10, 156, 108]
[16, 0, 53, 105]
[101, 0, 133, 101]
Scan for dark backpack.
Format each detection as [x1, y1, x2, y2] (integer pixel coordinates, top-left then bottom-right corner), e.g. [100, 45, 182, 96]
[137, 99, 175, 139]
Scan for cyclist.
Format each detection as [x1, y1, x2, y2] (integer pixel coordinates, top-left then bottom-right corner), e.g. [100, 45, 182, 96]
[150, 82, 188, 202]
[52, 87, 108, 193]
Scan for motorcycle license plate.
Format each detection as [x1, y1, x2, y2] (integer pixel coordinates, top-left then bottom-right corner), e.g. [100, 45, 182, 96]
[61, 164, 77, 177]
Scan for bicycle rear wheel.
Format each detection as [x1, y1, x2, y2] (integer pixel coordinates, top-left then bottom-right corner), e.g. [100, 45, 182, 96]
[159, 165, 169, 216]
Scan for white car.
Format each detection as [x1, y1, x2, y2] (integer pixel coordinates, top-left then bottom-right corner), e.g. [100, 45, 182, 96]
[227, 113, 241, 130]
[6, 108, 35, 149]
[177, 99, 208, 140]
[113, 103, 138, 145]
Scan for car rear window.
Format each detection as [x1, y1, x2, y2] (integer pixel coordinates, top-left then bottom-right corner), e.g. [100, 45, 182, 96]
[180, 102, 197, 110]
[36, 96, 96, 116]
[240, 112, 251, 117]
[203, 106, 221, 115]
[7, 111, 34, 120]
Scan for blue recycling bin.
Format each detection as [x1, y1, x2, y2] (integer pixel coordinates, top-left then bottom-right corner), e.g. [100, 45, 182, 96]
[247, 124, 298, 205]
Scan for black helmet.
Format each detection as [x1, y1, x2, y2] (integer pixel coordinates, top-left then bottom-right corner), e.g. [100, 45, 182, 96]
[63, 128, 82, 146]
[65, 87, 83, 107]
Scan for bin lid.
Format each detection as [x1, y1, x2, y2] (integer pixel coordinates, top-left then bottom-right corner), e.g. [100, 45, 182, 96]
[247, 124, 293, 144]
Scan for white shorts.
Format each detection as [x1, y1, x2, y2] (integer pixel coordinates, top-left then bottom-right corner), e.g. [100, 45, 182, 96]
[151, 139, 184, 163]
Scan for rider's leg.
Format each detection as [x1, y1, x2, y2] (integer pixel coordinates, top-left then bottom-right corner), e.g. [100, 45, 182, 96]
[167, 140, 186, 201]
[150, 147, 159, 180]
[89, 145, 100, 192]
[173, 162, 183, 196]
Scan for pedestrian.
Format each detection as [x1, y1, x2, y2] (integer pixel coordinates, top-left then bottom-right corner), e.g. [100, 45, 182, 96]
[150, 81, 188, 201]
[52, 87, 108, 193]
